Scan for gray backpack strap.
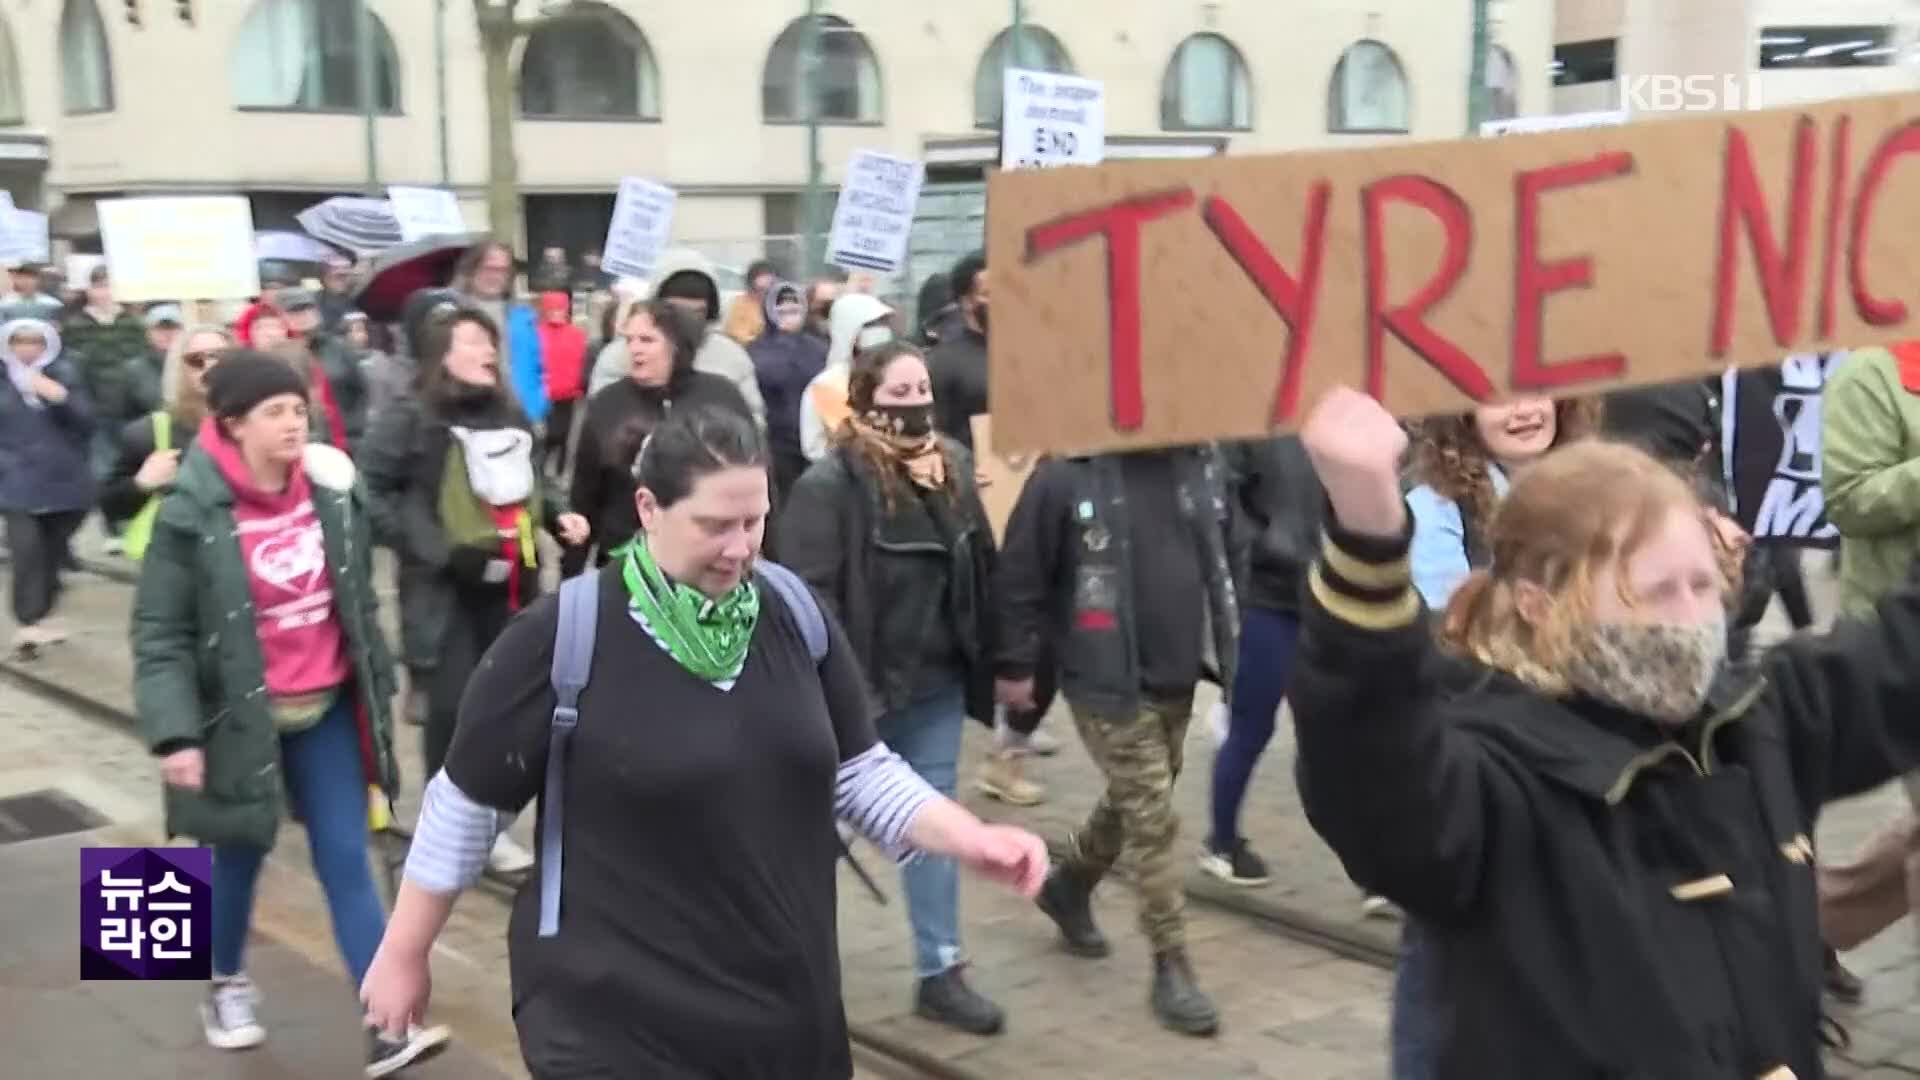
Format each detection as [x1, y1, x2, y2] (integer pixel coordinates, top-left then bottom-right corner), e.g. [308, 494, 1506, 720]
[754, 560, 828, 664]
[538, 572, 600, 938]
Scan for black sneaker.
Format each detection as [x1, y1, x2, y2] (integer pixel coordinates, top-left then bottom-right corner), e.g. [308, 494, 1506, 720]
[1824, 947, 1865, 1005]
[914, 966, 1005, 1036]
[366, 1024, 452, 1078]
[1198, 838, 1271, 887]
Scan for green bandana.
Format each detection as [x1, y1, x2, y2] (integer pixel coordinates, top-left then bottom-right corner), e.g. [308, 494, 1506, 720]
[621, 537, 759, 682]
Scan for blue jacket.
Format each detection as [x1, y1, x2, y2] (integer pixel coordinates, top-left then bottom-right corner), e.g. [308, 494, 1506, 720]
[0, 318, 97, 514]
[1406, 468, 1510, 609]
[503, 302, 549, 425]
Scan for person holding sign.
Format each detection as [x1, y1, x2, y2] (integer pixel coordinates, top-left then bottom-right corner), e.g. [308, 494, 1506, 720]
[1287, 386, 1920, 1078]
[998, 439, 1238, 1037]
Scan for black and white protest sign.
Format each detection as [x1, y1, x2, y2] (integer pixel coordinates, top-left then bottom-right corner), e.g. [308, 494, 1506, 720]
[601, 177, 677, 280]
[1000, 68, 1106, 170]
[1724, 352, 1844, 546]
[826, 151, 923, 275]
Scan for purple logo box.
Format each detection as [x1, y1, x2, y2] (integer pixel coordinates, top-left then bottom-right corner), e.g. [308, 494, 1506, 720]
[80, 847, 212, 981]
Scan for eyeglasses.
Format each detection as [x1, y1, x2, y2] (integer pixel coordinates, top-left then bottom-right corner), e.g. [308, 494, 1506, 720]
[182, 351, 217, 371]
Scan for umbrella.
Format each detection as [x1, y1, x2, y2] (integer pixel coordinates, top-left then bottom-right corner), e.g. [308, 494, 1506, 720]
[296, 195, 403, 257]
[254, 230, 341, 265]
[351, 231, 488, 322]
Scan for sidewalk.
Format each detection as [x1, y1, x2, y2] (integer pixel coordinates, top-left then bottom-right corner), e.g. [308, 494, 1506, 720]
[0, 825, 507, 1078]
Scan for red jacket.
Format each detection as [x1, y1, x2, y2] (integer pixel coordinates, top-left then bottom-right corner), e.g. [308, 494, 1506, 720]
[536, 291, 587, 403]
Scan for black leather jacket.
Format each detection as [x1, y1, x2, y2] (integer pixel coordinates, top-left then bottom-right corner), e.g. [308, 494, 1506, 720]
[780, 440, 997, 720]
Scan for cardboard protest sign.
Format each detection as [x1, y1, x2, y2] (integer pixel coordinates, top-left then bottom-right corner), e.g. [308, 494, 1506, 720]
[602, 177, 677, 279]
[970, 415, 1037, 544]
[99, 196, 260, 302]
[386, 186, 465, 242]
[1723, 354, 1844, 546]
[827, 151, 924, 274]
[986, 90, 1920, 455]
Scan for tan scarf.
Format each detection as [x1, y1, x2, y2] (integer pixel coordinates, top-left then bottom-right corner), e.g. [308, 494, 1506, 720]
[851, 409, 947, 491]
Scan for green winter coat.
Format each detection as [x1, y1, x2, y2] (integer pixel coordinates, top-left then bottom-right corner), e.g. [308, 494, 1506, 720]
[1822, 345, 1920, 618]
[131, 440, 399, 850]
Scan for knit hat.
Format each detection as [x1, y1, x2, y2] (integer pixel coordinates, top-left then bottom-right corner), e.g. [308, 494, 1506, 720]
[206, 350, 309, 420]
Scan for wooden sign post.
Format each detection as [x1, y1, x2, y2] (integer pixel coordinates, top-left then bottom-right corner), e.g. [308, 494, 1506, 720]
[987, 91, 1920, 455]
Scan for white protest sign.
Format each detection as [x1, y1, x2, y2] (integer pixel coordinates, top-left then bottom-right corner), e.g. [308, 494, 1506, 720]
[826, 151, 924, 275]
[1001, 68, 1106, 170]
[1480, 110, 1629, 137]
[386, 185, 466, 242]
[98, 196, 260, 301]
[6, 210, 49, 263]
[600, 177, 677, 280]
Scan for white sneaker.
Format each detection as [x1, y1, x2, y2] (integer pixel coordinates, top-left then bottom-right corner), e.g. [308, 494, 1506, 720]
[487, 834, 535, 875]
[200, 974, 266, 1050]
[1026, 728, 1063, 757]
[1360, 894, 1403, 921]
[367, 1023, 452, 1077]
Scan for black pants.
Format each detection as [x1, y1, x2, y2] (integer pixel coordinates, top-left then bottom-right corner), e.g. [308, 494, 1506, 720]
[4, 510, 85, 627]
[424, 587, 516, 779]
[545, 397, 579, 479]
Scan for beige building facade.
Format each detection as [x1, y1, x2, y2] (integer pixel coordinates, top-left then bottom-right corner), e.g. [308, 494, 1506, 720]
[0, 0, 1551, 265]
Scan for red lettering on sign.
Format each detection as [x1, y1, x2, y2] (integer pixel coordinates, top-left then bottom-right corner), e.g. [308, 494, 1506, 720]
[1818, 115, 1852, 340]
[1848, 120, 1920, 327]
[1201, 186, 1331, 424]
[1710, 117, 1818, 356]
[1024, 188, 1198, 431]
[1510, 152, 1634, 392]
[1361, 175, 1493, 402]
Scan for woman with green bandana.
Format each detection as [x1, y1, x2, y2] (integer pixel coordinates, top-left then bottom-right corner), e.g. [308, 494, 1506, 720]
[361, 403, 1050, 1078]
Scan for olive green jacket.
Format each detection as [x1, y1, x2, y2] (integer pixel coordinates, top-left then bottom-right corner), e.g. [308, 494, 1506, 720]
[131, 441, 399, 850]
[1822, 346, 1920, 617]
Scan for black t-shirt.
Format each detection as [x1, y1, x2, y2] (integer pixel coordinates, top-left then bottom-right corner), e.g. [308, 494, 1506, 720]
[446, 566, 878, 1079]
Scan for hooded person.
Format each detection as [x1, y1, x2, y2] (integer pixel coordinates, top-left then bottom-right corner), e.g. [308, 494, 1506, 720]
[0, 317, 96, 651]
[747, 280, 828, 510]
[588, 249, 765, 427]
[799, 293, 894, 463]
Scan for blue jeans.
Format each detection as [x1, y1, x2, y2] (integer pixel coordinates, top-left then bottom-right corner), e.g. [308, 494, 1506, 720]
[1209, 606, 1300, 847]
[210, 695, 386, 988]
[1391, 920, 1439, 1079]
[877, 682, 966, 979]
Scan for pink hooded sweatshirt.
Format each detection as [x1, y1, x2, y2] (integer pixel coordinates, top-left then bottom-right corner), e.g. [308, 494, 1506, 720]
[198, 419, 351, 698]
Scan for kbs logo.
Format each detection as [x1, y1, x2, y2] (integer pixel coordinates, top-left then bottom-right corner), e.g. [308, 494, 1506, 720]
[1620, 74, 1764, 114]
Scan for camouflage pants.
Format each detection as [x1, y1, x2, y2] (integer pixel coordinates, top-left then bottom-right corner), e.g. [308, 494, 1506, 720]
[1061, 694, 1194, 952]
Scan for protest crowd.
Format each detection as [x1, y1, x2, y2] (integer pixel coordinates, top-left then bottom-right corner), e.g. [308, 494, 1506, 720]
[9, 116, 1920, 1080]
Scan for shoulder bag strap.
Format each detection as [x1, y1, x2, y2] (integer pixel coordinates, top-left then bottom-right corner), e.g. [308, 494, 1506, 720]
[754, 560, 828, 665]
[538, 572, 600, 938]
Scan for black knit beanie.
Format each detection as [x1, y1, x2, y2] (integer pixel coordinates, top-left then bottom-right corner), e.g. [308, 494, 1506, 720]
[206, 350, 309, 420]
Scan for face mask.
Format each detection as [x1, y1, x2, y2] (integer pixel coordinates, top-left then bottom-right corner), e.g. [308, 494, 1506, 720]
[773, 299, 805, 333]
[856, 325, 894, 350]
[869, 402, 934, 440]
[1561, 615, 1727, 724]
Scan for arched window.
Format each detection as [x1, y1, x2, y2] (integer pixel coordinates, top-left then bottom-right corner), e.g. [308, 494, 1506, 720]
[0, 14, 24, 125]
[520, 2, 660, 119]
[973, 25, 1073, 128]
[1486, 44, 1519, 121]
[1161, 33, 1252, 131]
[1327, 39, 1410, 134]
[762, 15, 882, 124]
[230, 0, 402, 113]
[60, 0, 114, 115]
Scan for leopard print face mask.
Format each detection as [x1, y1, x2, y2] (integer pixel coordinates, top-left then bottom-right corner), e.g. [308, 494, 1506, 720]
[1561, 615, 1727, 725]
